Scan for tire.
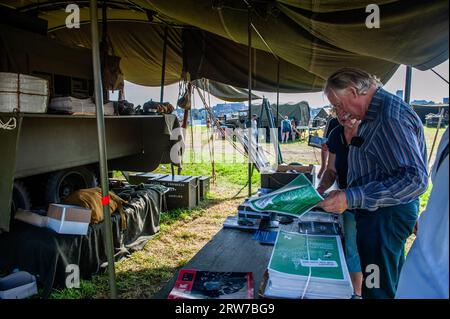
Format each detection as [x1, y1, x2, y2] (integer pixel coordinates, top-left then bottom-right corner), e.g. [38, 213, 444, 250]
[11, 181, 32, 214]
[44, 167, 98, 204]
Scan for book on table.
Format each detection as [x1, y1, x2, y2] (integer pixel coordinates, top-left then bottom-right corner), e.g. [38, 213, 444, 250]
[263, 230, 353, 299]
[168, 270, 254, 299]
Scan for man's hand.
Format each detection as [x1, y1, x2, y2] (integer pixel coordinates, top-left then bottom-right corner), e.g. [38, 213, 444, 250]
[317, 190, 348, 214]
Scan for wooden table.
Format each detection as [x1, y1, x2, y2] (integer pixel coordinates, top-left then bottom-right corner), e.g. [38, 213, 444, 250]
[154, 167, 337, 299]
[153, 222, 299, 299]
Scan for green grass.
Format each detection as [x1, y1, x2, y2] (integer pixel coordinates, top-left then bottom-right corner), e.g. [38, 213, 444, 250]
[155, 161, 260, 188]
[419, 182, 433, 215]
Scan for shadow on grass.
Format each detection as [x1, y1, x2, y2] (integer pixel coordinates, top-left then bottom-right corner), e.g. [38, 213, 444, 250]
[49, 264, 178, 299]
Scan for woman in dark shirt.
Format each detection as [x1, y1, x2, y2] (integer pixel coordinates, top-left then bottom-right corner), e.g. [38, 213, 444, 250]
[316, 117, 362, 297]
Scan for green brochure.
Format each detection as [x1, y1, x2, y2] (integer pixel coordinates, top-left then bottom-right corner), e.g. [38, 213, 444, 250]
[269, 231, 345, 280]
[248, 174, 323, 217]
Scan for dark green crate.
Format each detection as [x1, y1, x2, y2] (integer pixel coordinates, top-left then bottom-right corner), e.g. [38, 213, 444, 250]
[198, 176, 211, 201]
[127, 172, 169, 185]
[147, 175, 200, 210]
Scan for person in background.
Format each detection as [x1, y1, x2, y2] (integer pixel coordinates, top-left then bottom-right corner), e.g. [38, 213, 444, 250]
[290, 119, 302, 142]
[396, 128, 449, 299]
[318, 68, 428, 299]
[316, 116, 363, 297]
[251, 114, 258, 141]
[281, 116, 291, 143]
[318, 115, 340, 178]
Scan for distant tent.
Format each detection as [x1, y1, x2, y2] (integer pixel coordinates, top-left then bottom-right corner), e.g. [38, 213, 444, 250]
[251, 101, 310, 127]
[312, 106, 333, 127]
[412, 103, 449, 124]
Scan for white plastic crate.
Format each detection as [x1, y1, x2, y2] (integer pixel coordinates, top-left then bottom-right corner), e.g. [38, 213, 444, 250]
[0, 72, 49, 113]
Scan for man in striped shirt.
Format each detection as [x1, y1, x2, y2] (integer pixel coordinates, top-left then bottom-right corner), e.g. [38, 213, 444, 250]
[318, 68, 428, 299]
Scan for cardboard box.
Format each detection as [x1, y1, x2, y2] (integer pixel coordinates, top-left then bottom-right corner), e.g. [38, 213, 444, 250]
[261, 166, 315, 189]
[47, 204, 91, 235]
[276, 164, 314, 174]
[0, 73, 49, 113]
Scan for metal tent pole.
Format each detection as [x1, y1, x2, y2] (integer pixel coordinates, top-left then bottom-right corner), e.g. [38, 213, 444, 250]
[247, 3, 252, 197]
[89, 0, 117, 299]
[101, 0, 108, 102]
[160, 26, 168, 103]
[404, 66, 412, 104]
[428, 107, 445, 168]
[276, 59, 280, 124]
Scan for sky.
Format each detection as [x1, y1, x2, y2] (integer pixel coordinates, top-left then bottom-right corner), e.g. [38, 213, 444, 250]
[117, 60, 449, 110]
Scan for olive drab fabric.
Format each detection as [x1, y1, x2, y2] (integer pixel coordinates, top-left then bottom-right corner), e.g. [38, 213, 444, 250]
[0, 0, 447, 93]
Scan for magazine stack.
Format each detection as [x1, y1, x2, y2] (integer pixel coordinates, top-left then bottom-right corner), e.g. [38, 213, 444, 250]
[263, 230, 353, 299]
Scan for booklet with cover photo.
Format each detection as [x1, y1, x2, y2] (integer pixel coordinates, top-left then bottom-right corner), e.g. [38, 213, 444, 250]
[247, 174, 323, 217]
[168, 270, 254, 299]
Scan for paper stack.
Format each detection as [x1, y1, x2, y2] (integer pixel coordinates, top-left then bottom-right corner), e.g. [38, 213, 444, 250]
[263, 230, 353, 299]
[237, 201, 271, 220]
[223, 216, 261, 230]
[49, 96, 114, 115]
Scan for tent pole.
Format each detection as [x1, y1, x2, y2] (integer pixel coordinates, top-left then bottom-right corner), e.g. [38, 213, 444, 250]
[160, 26, 168, 103]
[276, 59, 280, 125]
[404, 66, 412, 104]
[101, 0, 108, 101]
[89, 0, 117, 299]
[428, 107, 445, 169]
[247, 3, 252, 197]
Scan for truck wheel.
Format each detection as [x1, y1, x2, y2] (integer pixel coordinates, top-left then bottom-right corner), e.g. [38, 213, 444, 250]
[11, 181, 32, 214]
[44, 167, 98, 204]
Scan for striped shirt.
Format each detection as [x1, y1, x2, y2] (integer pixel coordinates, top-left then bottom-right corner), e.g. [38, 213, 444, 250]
[345, 88, 429, 211]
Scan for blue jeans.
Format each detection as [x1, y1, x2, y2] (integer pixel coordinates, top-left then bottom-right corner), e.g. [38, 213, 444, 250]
[343, 211, 361, 273]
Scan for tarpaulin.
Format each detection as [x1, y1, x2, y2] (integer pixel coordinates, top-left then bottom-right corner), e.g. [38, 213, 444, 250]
[0, 0, 447, 92]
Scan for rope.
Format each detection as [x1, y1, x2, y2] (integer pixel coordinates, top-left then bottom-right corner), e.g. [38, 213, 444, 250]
[204, 79, 217, 182]
[194, 84, 247, 158]
[430, 68, 449, 85]
[0, 117, 17, 130]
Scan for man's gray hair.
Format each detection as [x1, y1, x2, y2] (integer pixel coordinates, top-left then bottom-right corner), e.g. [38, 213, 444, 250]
[324, 67, 383, 96]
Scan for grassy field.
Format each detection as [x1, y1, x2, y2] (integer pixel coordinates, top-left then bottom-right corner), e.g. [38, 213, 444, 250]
[48, 126, 445, 298]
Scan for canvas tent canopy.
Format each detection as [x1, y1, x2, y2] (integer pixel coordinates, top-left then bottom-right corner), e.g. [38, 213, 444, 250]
[0, 0, 447, 94]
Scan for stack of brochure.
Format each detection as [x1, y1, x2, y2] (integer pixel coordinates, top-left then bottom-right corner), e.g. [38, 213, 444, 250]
[49, 96, 114, 115]
[299, 210, 341, 224]
[223, 216, 261, 230]
[237, 201, 271, 220]
[298, 210, 342, 236]
[263, 230, 353, 299]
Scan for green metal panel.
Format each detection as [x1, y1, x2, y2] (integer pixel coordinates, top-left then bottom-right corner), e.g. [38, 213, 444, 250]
[14, 115, 172, 178]
[0, 114, 176, 232]
[0, 114, 22, 233]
